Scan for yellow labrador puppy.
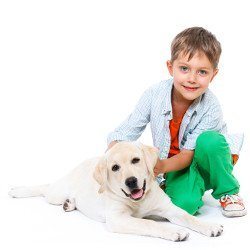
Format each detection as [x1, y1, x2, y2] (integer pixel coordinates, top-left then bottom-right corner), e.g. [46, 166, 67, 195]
[9, 142, 223, 241]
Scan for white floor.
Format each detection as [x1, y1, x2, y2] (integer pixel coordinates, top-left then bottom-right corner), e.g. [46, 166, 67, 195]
[2, 181, 249, 250]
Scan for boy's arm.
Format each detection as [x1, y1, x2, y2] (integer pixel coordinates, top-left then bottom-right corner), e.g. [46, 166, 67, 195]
[107, 87, 153, 146]
[154, 149, 194, 176]
[154, 93, 227, 176]
[154, 101, 222, 176]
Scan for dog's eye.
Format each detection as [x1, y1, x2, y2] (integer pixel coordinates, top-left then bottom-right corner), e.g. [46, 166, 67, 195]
[112, 164, 120, 172]
[131, 158, 140, 164]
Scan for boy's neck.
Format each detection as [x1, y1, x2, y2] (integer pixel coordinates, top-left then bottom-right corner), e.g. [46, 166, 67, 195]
[171, 88, 194, 108]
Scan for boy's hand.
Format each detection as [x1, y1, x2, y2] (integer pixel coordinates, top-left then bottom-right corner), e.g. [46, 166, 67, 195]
[153, 158, 167, 176]
[154, 150, 194, 177]
[105, 141, 118, 152]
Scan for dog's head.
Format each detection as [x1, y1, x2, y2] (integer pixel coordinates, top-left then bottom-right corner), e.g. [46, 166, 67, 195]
[93, 142, 158, 202]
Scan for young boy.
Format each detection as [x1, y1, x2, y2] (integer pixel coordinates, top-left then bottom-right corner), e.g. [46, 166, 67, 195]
[107, 27, 246, 217]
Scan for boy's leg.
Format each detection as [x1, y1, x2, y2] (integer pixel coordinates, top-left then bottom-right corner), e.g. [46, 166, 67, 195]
[164, 161, 206, 215]
[194, 131, 246, 217]
[194, 131, 240, 199]
[164, 130, 240, 215]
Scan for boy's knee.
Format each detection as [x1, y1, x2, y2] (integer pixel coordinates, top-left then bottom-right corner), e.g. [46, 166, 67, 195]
[172, 197, 202, 215]
[196, 131, 226, 154]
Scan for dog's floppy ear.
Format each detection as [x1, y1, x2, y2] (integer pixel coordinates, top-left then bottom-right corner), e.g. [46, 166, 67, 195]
[141, 145, 159, 176]
[93, 156, 107, 193]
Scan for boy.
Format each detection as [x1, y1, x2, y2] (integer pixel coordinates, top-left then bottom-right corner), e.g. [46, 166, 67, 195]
[107, 27, 246, 217]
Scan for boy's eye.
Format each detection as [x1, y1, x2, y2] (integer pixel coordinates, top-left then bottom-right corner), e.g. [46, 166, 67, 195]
[180, 66, 189, 72]
[199, 70, 207, 75]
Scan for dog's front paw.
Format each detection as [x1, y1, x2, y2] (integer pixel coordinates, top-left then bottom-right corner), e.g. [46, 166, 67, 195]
[201, 223, 223, 237]
[170, 229, 190, 242]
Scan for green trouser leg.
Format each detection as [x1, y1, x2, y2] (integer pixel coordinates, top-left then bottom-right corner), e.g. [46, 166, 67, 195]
[164, 131, 240, 215]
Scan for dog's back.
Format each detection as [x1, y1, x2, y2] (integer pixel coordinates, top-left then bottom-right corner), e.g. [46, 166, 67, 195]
[9, 157, 106, 221]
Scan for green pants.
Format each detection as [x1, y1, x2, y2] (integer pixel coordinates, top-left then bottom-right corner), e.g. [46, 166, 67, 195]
[164, 131, 240, 215]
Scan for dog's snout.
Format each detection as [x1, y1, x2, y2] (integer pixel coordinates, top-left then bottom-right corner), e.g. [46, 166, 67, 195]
[125, 177, 138, 189]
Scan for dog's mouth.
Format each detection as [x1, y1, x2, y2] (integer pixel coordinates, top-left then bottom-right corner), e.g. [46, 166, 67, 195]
[121, 180, 146, 201]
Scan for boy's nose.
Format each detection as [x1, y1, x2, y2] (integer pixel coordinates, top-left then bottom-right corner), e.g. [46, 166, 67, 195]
[187, 72, 197, 83]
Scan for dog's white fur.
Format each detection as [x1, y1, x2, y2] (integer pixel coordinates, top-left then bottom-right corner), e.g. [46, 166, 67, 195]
[9, 142, 223, 241]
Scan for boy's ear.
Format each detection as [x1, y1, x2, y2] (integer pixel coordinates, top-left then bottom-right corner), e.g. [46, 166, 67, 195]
[141, 145, 159, 176]
[93, 156, 107, 193]
[166, 60, 173, 76]
[210, 68, 219, 82]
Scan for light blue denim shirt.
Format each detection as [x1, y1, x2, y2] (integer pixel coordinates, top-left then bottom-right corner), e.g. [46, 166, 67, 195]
[107, 78, 244, 159]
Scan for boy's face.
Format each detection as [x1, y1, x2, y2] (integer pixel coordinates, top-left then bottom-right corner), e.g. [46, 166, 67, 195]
[167, 52, 218, 103]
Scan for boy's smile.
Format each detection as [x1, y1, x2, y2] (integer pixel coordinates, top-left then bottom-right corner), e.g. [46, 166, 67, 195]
[167, 52, 218, 104]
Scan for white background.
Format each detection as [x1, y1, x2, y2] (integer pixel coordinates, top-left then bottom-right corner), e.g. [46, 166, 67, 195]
[0, 1, 249, 249]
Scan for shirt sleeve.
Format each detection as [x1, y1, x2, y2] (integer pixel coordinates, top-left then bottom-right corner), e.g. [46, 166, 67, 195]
[107, 87, 152, 145]
[182, 102, 224, 150]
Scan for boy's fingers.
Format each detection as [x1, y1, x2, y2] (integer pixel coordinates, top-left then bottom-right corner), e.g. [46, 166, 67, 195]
[154, 169, 159, 176]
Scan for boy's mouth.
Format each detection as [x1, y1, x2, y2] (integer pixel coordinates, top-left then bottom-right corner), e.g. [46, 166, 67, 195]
[183, 86, 199, 92]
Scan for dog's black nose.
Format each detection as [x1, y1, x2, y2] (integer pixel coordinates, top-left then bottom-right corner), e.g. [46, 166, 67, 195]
[125, 177, 138, 189]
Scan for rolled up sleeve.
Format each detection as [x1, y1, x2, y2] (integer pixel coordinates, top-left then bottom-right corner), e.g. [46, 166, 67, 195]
[107, 87, 152, 145]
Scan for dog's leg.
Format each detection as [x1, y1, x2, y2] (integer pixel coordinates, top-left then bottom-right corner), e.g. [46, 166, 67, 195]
[44, 177, 72, 205]
[9, 185, 49, 198]
[9, 176, 72, 207]
[156, 198, 223, 237]
[63, 198, 76, 212]
[106, 212, 189, 241]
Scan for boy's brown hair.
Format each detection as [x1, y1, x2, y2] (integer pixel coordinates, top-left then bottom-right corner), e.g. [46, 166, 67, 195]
[171, 27, 222, 68]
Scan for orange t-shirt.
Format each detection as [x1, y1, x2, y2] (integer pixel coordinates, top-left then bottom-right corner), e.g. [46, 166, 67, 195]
[168, 116, 183, 158]
[168, 117, 238, 165]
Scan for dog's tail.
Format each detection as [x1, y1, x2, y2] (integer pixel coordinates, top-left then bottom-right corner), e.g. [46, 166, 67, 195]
[8, 184, 50, 198]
